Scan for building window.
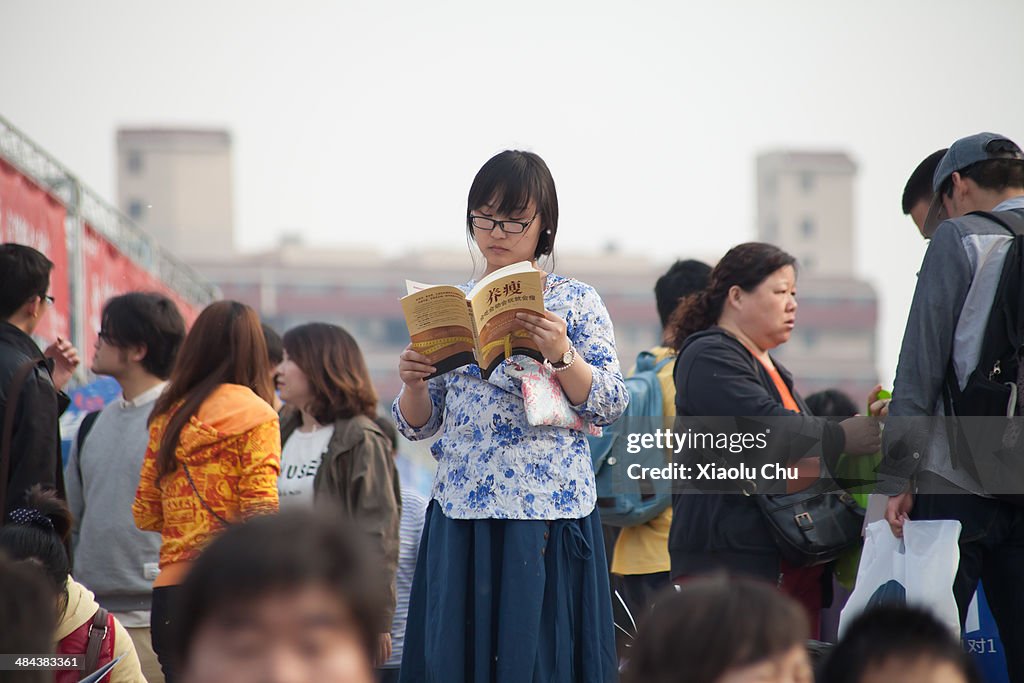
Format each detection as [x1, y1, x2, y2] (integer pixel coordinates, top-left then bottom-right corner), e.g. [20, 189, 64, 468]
[128, 200, 144, 220]
[801, 218, 815, 238]
[127, 150, 143, 174]
[800, 172, 815, 193]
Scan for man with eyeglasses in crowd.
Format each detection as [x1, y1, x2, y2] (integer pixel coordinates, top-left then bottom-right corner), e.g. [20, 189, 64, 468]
[0, 243, 80, 518]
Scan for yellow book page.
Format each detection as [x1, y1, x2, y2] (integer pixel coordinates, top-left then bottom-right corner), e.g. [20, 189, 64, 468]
[467, 269, 545, 376]
[400, 286, 476, 374]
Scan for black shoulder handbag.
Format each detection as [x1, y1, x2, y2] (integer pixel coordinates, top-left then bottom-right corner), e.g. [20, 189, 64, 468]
[753, 474, 864, 567]
[742, 350, 865, 567]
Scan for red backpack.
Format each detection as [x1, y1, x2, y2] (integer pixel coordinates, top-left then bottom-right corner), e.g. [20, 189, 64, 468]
[55, 607, 115, 683]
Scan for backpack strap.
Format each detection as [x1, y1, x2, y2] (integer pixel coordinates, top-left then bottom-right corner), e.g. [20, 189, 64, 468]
[0, 358, 47, 519]
[968, 210, 1024, 357]
[83, 607, 110, 675]
[635, 350, 676, 374]
[971, 209, 1024, 236]
[75, 410, 102, 483]
[653, 354, 676, 372]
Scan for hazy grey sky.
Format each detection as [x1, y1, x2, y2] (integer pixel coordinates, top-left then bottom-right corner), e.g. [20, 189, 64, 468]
[3, 0, 1024, 385]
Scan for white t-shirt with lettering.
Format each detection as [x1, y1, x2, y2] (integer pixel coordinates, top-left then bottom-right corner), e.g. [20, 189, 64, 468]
[278, 424, 335, 510]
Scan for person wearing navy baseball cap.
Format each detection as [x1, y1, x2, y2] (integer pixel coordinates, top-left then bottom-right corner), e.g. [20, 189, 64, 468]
[922, 132, 1024, 236]
[882, 131, 1024, 680]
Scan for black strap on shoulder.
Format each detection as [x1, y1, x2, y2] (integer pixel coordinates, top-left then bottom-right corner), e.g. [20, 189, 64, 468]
[974, 210, 1024, 352]
[76, 411, 101, 455]
[971, 209, 1024, 236]
[75, 410, 102, 484]
[84, 607, 109, 675]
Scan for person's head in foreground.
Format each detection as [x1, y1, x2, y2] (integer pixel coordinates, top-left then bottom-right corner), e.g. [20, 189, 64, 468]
[821, 606, 980, 683]
[624, 574, 812, 683]
[173, 509, 383, 683]
[0, 553, 56, 683]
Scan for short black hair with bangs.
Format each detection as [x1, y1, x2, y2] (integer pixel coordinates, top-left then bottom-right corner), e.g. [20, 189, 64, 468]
[466, 150, 559, 258]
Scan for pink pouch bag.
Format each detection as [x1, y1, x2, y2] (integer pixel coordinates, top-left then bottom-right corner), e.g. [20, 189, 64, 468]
[505, 358, 602, 437]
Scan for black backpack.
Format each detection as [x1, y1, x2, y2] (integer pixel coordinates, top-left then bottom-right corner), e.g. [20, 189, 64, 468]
[943, 210, 1024, 491]
[944, 209, 1024, 418]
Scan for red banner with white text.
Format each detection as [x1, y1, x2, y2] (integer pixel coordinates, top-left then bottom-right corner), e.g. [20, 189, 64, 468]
[0, 158, 70, 343]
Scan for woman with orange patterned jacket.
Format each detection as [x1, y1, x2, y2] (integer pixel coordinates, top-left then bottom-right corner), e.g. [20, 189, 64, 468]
[133, 300, 281, 683]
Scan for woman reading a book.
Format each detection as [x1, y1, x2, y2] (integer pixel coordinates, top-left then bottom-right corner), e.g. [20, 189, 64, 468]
[393, 150, 628, 683]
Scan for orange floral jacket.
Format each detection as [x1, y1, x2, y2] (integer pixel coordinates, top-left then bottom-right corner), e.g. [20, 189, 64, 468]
[133, 384, 281, 570]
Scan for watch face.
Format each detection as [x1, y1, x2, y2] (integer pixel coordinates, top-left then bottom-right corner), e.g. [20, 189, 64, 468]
[562, 349, 573, 364]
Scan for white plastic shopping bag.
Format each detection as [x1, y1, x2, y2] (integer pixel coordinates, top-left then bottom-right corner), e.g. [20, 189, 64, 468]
[838, 519, 961, 638]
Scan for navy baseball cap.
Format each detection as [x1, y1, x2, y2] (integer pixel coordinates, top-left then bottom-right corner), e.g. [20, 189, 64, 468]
[924, 132, 1024, 234]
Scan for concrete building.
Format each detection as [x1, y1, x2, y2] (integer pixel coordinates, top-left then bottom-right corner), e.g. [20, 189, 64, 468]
[757, 151, 857, 277]
[116, 129, 235, 261]
[756, 150, 879, 401]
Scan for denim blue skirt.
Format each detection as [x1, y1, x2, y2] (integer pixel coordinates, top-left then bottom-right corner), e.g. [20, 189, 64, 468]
[398, 501, 618, 683]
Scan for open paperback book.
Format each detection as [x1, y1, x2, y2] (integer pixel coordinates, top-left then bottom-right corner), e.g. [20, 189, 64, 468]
[400, 261, 547, 379]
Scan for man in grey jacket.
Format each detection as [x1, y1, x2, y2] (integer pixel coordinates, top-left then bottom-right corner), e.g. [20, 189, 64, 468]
[883, 132, 1024, 678]
[65, 292, 185, 683]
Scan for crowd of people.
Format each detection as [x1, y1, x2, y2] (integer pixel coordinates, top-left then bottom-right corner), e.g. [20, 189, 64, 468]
[0, 134, 1022, 682]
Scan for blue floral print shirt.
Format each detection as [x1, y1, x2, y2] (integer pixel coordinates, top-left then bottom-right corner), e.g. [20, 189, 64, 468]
[392, 273, 628, 520]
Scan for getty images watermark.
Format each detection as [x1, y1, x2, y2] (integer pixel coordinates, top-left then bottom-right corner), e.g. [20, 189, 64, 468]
[622, 427, 800, 483]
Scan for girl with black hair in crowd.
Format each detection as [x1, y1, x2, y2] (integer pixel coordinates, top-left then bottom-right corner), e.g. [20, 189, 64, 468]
[394, 150, 628, 682]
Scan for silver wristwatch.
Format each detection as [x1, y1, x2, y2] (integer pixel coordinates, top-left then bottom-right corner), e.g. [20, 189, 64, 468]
[547, 345, 576, 372]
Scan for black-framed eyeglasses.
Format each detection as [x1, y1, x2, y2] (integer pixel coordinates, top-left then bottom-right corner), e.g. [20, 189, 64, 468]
[97, 329, 117, 345]
[43, 295, 55, 306]
[469, 214, 537, 235]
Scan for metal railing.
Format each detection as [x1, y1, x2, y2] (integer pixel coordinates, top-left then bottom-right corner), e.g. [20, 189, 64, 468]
[0, 114, 219, 308]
